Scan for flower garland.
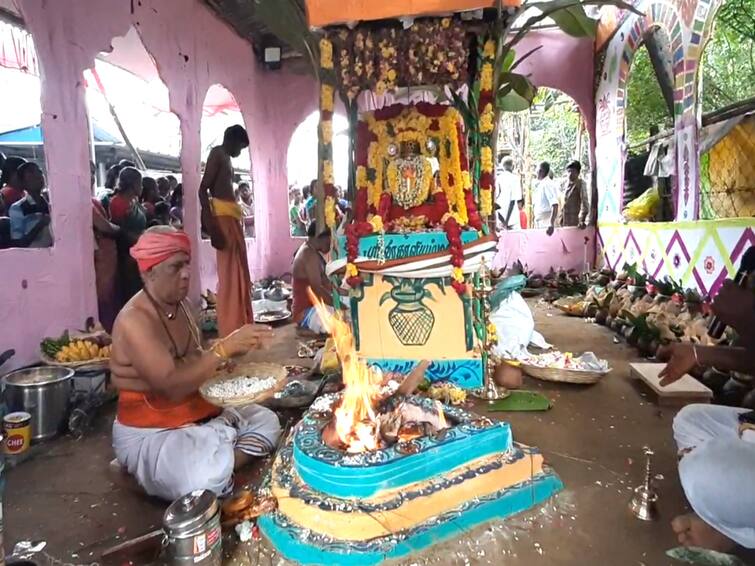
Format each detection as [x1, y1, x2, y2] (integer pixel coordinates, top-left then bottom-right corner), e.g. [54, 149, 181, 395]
[386, 156, 433, 209]
[327, 20, 468, 99]
[319, 37, 338, 230]
[348, 103, 480, 295]
[477, 38, 496, 220]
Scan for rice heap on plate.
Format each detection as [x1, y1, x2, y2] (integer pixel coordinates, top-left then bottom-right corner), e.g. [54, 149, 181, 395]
[206, 375, 279, 399]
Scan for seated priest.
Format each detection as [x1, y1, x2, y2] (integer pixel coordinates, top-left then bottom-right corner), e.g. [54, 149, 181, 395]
[659, 274, 755, 553]
[110, 226, 281, 501]
[292, 222, 337, 334]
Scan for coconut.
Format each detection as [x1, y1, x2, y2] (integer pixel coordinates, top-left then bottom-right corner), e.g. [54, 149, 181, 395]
[596, 310, 608, 325]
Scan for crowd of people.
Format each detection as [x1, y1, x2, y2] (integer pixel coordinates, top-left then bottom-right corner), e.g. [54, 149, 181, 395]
[0, 152, 188, 331]
[93, 160, 186, 332]
[495, 156, 589, 235]
[288, 180, 349, 237]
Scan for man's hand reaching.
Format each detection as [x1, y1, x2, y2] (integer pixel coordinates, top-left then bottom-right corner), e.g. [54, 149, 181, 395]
[221, 324, 274, 357]
[658, 343, 698, 387]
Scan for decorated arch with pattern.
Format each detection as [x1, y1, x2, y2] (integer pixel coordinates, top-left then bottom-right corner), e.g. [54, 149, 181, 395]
[614, 2, 685, 135]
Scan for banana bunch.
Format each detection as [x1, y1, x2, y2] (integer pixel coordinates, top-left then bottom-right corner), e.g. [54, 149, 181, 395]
[55, 340, 111, 363]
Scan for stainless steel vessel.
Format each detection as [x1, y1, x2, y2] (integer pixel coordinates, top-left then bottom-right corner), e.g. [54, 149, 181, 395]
[2, 367, 74, 441]
[163, 490, 221, 566]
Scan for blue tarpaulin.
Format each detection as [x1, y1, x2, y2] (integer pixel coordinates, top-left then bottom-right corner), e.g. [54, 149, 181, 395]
[0, 124, 121, 144]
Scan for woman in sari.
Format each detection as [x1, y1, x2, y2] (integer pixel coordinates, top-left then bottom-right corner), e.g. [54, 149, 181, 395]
[90, 162, 121, 331]
[109, 167, 146, 305]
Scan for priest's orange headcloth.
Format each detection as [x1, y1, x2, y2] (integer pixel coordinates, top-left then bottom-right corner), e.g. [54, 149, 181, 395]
[130, 227, 191, 272]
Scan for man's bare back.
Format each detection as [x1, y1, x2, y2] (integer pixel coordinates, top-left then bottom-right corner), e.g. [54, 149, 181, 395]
[203, 146, 235, 202]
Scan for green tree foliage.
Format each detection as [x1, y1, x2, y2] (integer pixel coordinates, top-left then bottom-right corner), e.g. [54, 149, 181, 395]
[625, 45, 672, 148]
[621, 0, 754, 147]
[528, 89, 590, 176]
[701, 0, 755, 112]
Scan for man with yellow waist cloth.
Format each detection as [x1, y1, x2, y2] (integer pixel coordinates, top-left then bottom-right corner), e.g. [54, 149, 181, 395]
[199, 125, 253, 337]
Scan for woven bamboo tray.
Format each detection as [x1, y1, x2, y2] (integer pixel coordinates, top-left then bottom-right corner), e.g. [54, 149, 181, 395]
[200, 362, 288, 407]
[521, 363, 611, 385]
[40, 353, 110, 372]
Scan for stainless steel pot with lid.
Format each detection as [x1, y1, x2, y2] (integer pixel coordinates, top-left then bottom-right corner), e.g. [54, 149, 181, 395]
[2, 367, 74, 441]
[163, 490, 221, 566]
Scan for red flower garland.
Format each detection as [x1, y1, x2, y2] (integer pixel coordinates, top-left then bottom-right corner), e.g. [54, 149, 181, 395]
[443, 216, 467, 294]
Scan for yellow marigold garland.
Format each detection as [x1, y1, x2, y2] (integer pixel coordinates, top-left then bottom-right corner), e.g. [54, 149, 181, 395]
[487, 322, 497, 341]
[452, 267, 464, 285]
[480, 147, 493, 174]
[324, 195, 336, 229]
[437, 111, 468, 225]
[320, 84, 334, 113]
[323, 160, 334, 185]
[345, 263, 359, 278]
[368, 214, 384, 233]
[320, 38, 334, 70]
[479, 103, 494, 134]
[320, 120, 333, 145]
[484, 39, 496, 58]
[480, 186, 493, 217]
[480, 64, 493, 92]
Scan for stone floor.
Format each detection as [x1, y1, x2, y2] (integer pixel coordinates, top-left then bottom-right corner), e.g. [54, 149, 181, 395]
[3, 301, 747, 565]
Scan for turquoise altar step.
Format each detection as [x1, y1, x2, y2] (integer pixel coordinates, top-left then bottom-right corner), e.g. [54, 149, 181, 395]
[258, 470, 563, 566]
[292, 396, 510, 498]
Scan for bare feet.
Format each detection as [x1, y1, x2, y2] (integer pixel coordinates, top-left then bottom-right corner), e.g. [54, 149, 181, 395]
[671, 513, 736, 553]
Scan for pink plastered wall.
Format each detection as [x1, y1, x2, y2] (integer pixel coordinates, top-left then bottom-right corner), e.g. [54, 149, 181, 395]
[517, 29, 596, 157]
[492, 30, 597, 275]
[2, 0, 316, 370]
[493, 227, 597, 276]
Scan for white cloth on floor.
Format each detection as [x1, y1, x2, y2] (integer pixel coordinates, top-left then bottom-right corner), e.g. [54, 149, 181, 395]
[673, 404, 755, 548]
[113, 404, 281, 501]
[490, 292, 550, 359]
[298, 305, 335, 334]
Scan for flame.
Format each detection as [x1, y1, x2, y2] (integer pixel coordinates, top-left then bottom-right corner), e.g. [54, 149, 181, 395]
[309, 289, 383, 453]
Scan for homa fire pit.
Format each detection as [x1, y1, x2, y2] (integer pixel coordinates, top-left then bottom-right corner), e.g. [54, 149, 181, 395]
[257, 297, 562, 564]
[258, 393, 562, 565]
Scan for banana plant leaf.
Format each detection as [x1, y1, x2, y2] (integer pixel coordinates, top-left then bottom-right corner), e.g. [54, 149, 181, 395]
[666, 546, 747, 566]
[497, 89, 535, 112]
[530, 2, 597, 37]
[498, 72, 537, 99]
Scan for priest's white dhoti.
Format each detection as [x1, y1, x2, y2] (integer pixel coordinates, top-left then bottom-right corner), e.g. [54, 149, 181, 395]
[113, 404, 281, 501]
[673, 404, 755, 548]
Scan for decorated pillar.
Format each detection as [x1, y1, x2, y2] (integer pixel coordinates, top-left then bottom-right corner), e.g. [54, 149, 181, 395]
[318, 37, 338, 233]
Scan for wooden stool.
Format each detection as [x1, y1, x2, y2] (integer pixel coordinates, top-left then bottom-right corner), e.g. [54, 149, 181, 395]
[630, 363, 713, 407]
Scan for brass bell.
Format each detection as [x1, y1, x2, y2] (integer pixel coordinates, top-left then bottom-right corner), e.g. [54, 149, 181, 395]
[629, 447, 659, 521]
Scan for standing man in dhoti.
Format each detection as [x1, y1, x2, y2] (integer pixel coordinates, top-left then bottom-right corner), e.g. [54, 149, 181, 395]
[111, 226, 281, 501]
[199, 125, 253, 337]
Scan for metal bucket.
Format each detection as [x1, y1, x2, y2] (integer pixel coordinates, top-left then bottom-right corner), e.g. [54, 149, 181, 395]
[163, 490, 221, 566]
[2, 367, 74, 442]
